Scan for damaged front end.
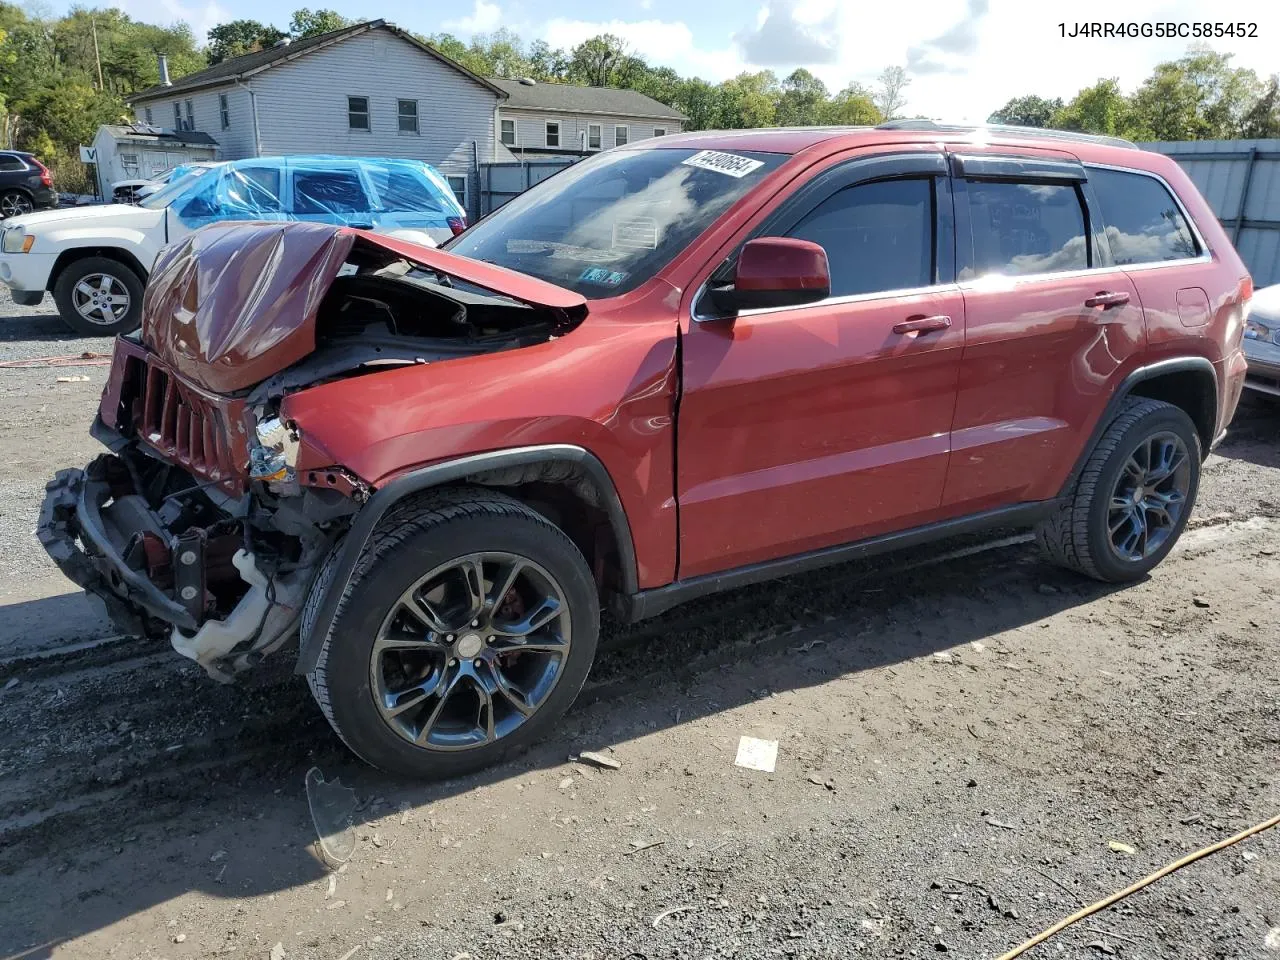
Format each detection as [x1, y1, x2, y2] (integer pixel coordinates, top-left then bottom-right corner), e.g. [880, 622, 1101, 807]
[37, 221, 587, 681]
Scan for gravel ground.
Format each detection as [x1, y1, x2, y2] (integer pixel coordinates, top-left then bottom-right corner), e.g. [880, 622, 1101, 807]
[0, 286, 1277, 960]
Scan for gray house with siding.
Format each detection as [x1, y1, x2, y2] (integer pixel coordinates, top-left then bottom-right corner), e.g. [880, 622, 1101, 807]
[127, 19, 688, 215]
[488, 78, 685, 159]
[127, 20, 505, 212]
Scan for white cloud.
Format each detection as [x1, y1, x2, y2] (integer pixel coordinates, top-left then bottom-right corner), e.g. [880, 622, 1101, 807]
[445, 0, 503, 35]
[734, 0, 839, 66]
[538, 0, 1280, 124]
[121, 0, 228, 43]
[541, 17, 748, 81]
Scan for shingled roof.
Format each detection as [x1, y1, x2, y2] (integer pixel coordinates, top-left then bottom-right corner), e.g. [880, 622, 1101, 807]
[489, 78, 686, 121]
[128, 20, 504, 102]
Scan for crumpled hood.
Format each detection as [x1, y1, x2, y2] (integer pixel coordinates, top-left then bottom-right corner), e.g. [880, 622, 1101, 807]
[141, 221, 588, 394]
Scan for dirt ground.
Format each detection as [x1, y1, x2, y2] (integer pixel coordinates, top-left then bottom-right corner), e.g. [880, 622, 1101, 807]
[1, 288, 1278, 960]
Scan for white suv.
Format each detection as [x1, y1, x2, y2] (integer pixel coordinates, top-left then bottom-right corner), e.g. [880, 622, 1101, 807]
[0, 156, 466, 335]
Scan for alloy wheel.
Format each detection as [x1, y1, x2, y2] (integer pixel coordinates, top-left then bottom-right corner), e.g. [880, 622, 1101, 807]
[71, 274, 131, 326]
[369, 552, 572, 751]
[1106, 431, 1191, 563]
[0, 193, 33, 218]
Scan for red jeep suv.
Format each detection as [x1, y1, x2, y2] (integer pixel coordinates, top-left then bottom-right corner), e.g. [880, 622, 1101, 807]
[40, 122, 1251, 778]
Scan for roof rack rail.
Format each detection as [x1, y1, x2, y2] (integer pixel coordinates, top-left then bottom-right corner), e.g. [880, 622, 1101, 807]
[875, 119, 1138, 151]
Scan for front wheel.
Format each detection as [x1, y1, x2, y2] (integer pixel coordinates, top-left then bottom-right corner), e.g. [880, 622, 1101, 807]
[52, 256, 146, 336]
[1037, 397, 1202, 582]
[305, 488, 600, 779]
[0, 189, 33, 219]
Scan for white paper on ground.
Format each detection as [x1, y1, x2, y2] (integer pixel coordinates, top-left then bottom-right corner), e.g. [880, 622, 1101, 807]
[734, 736, 779, 772]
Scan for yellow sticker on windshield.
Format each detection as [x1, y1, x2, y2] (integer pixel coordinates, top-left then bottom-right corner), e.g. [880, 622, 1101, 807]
[681, 150, 765, 178]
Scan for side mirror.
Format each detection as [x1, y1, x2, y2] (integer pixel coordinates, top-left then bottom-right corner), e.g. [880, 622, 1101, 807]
[726, 237, 830, 312]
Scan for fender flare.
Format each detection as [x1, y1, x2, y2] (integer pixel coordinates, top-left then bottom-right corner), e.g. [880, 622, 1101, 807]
[1058, 356, 1218, 499]
[295, 444, 638, 675]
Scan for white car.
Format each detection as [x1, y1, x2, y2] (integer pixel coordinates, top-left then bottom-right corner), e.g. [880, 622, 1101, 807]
[111, 161, 223, 204]
[1, 156, 465, 335]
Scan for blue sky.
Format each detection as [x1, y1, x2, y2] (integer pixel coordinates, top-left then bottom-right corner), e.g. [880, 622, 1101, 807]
[57, 0, 1280, 121]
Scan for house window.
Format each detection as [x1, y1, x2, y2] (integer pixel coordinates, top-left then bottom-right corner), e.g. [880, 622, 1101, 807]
[184, 99, 194, 130]
[587, 123, 601, 150]
[173, 102, 182, 129]
[397, 99, 419, 134]
[614, 125, 629, 146]
[119, 153, 139, 177]
[653, 126, 667, 137]
[545, 120, 560, 148]
[446, 175, 467, 209]
[219, 94, 230, 130]
[144, 107, 153, 124]
[348, 96, 370, 131]
[500, 118, 516, 146]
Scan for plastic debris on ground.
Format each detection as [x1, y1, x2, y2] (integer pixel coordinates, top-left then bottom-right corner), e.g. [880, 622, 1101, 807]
[577, 750, 622, 770]
[305, 766, 358, 864]
[735, 736, 779, 773]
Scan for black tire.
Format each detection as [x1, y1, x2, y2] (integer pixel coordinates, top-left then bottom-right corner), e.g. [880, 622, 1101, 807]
[52, 256, 146, 336]
[1036, 397, 1202, 582]
[0, 189, 34, 219]
[304, 487, 600, 779]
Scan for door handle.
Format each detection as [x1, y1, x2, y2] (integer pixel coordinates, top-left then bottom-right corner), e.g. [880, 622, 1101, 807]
[1084, 291, 1131, 309]
[892, 314, 952, 336]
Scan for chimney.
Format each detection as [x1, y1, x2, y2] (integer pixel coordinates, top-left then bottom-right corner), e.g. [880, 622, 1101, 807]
[158, 54, 172, 87]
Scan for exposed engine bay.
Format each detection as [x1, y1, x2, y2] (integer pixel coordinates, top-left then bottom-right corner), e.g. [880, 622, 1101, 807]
[37, 222, 590, 682]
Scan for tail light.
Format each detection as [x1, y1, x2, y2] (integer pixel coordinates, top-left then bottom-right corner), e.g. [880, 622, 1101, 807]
[32, 158, 53, 188]
[447, 215, 467, 237]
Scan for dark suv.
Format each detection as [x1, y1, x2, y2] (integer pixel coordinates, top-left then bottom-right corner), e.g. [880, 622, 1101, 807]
[0, 151, 58, 219]
[40, 122, 1251, 779]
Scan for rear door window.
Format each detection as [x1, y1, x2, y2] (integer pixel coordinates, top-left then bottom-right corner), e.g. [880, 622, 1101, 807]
[964, 181, 1088, 278]
[0, 155, 27, 172]
[786, 178, 934, 296]
[1087, 167, 1199, 264]
[291, 170, 371, 216]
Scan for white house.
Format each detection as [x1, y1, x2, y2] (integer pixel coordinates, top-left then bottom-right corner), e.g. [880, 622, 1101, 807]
[89, 125, 219, 199]
[488, 78, 685, 160]
[128, 20, 505, 213]
[126, 19, 688, 216]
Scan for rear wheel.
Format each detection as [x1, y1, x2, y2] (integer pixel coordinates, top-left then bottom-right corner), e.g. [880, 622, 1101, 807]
[1037, 397, 1201, 582]
[305, 488, 600, 779]
[52, 256, 146, 336]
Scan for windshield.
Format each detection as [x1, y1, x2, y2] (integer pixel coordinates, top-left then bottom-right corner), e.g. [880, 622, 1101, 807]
[445, 147, 786, 297]
[139, 168, 214, 209]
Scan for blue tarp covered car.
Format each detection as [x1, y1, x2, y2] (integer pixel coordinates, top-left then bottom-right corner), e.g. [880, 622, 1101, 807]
[140, 155, 468, 246]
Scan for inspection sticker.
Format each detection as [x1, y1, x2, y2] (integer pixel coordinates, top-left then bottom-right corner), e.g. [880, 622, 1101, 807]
[682, 150, 764, 178]
[579, 266, 629, 287]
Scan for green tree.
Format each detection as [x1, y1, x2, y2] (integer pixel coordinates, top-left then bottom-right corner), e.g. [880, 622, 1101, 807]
[1240, 75, 1280, 138]
[673, 78, 724, 131]
[719, 71, 779, 128]
[207, 19, 285, 64]
[874, 66, 909, 120]
[822, 83, 882, 125]
[567, 34, 629, 87]
[288, 8, 350, 39]
[1129, 47, 1260, 139]
[987, 95, 1064, 128]
[1051, 79, 1140, 136]
[528, 39, 568, 82]
[776, 68, 827, 126]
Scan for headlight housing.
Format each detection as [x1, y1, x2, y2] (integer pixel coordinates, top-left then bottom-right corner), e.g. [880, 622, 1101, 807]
[1, 226, 32, 254]
[1244, 317, 1279, 345]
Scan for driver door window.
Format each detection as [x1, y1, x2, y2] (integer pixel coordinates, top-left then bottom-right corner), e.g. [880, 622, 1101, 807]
[786, 178, 934, 297]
